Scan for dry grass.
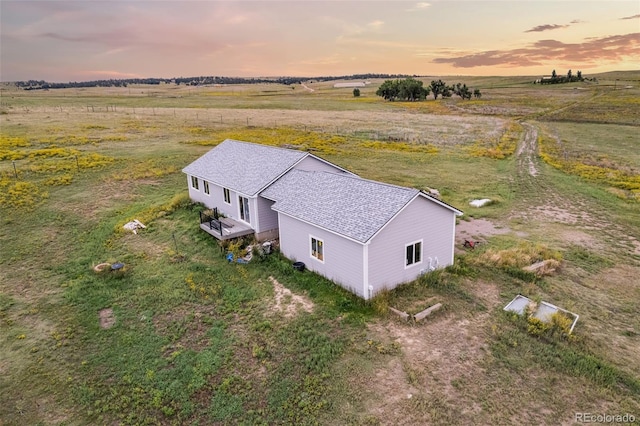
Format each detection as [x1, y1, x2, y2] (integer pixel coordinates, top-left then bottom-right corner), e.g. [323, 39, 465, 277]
[1, 74, 639, 425]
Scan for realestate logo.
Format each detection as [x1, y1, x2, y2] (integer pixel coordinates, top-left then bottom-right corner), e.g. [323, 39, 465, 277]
[575, 413, 635, 423]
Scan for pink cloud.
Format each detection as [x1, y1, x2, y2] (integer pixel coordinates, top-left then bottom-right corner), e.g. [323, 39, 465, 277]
[525, 24, 569, 33]
[433, 33, 640, 68]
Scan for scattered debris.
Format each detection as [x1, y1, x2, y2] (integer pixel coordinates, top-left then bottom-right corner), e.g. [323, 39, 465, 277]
[414, 303, 442, 322]
[523, 259, 560, 276]
[463, 239, 481, 250]
[504, 294, 579, 333]
[388, 307, 410, 321]
[426, 187, 440, 198]
[227, 246, 253, 264]
[469, 198, 492, 208]
[123, 219, 146, 234]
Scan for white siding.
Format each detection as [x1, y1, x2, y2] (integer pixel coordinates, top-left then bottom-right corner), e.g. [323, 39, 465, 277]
[186, 175, 255, 227]
[256, 196, 278, 234]
[278, 213, 366, 298]
[293, 156, 351, 174]
[187, 175, 209, 206]
[367, 197, 456, 296]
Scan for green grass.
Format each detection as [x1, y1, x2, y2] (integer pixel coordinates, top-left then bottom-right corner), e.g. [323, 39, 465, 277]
[1, 74, 639, 424]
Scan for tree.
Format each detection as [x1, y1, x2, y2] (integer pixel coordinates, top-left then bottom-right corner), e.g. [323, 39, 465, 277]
[567, 69, 572, 81]
[353, 88, 360, 97]
[430, 79, 447, 100]
[454, 83, 472, 100]
[399, 77, 428, 101]
[376, 79, 400, 101]
[577, 70, 582, 81]
[551, 69, 557, 79]
[441, 85, 453, 98]
[376, 78, 429, 101]
[473, 88, 482, 98]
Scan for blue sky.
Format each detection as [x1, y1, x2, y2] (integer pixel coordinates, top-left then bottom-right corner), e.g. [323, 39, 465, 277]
[1, 1, 638, 81]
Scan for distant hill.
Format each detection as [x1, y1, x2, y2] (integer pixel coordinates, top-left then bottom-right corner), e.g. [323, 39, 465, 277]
[9, 74, 413, 90]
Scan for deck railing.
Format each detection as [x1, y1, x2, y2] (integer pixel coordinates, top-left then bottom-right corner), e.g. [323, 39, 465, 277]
[199, 208, 222, 234]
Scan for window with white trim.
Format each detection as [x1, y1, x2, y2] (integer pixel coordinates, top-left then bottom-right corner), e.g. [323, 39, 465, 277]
[405, 240, 422, 267]
[203, 181, 210, 195]
[311, 236, 324, 262]
[239, 196, 251, 223]
[191, 176, 199, 190]
[223, 188, 231, 204]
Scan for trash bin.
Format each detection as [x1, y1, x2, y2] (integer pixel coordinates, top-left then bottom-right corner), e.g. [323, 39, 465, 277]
[111, 262, 125, 271]
[293, 261, 305, 272]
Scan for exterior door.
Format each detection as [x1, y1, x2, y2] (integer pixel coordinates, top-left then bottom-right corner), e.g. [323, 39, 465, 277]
[239, 196, 250, 224]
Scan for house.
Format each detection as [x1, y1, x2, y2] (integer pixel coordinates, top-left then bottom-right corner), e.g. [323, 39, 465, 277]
[183, 139, 463, 300]
[183, 139, 355, 240]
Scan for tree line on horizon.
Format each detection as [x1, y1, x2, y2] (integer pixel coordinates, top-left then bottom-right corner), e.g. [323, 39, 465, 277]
[536, 69, 590, 84]
[11, 73, 414, 90]
[375, 78, 481, 101]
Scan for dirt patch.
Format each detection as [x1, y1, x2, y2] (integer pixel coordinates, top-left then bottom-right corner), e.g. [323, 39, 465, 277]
[530, 204, 582, 225]
[465, 279, 502, 308]
[365, 312, 491, 423]
[518, 123, 539, 177]
[267, 276, 314, 318]
[362, 357, 420, 423]
[555, 229, 601, 250]
[456, 218, 511, 252]
[99, 308, 115, 329]
[362, 279, 502, 423]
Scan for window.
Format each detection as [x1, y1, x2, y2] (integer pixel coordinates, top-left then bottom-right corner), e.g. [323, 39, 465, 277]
[203, 181, 210, 195]
[405, 240, 422, 267]
[239, 196, 250, 223]
[191, 176, 199, 190]
[223, 188, 231, 204]
[311, 236, 324, 262]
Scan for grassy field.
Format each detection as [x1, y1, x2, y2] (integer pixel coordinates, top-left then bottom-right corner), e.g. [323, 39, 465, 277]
[1, 71, 639, 425]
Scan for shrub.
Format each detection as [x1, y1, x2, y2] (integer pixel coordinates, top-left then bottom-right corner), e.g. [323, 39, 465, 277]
[526, 316, 550, 337]
[473, 241, 562, 269]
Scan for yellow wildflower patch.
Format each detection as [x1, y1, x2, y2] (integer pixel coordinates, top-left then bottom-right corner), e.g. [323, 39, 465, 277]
[359, 140, 439, 154]
[468, 121, 522, 159]
[111, 160, 178, 181]
[0, 135, 30, 148]
[0, 177, 48, 209]
[538, 133, 640, 200]
[186, 127, 347, 155]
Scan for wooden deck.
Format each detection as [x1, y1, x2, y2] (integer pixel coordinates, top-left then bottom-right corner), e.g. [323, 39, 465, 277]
[200, 216, 254, 240]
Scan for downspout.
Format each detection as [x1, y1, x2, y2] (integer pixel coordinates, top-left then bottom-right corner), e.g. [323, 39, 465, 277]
[253, 196, 260, 233]
[363, 242, 370, 300]
[450, 213, 457, 265]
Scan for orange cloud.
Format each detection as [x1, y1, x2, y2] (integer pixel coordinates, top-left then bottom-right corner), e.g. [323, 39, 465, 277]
[433, 33, 640, 68]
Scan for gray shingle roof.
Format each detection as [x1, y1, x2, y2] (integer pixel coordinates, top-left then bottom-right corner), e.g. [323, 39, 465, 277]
[182, 139, 307, 196]
[261, 170, 420, 243]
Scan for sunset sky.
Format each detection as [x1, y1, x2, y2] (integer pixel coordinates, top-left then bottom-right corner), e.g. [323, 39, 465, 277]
[1, 1, 639, 82]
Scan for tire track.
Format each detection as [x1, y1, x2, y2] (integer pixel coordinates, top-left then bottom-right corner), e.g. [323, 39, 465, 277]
[513, 121, 640, 260]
